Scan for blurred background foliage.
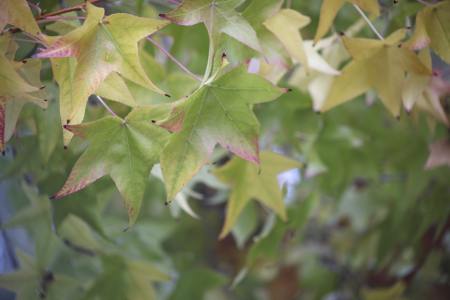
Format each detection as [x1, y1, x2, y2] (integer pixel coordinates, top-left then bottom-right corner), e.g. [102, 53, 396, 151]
[1, 0, 449, 300]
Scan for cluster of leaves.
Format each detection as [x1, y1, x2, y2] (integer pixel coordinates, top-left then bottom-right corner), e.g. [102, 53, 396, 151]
[0, 0, 449, 299]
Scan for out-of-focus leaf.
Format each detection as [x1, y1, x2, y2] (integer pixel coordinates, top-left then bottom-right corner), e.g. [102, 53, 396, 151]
[231, 202, 258, 249]
[0, 248, 79, 300]
[214, 151, 301, 238]
[0, 37, 47, 151]
[362, 282, 406, 300]
[407, 0, 450, 63]
[322, 30, 430, 117]
[169, 267, 227, 300]
[0, 0, 41, 35]
[425, 139, 450, 169]
[83, 255, 169, 300]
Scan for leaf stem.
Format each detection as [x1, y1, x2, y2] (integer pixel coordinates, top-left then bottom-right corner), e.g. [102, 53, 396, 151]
[202, 31, 216, 84]
[352, 4, 384, 40]
[147, 36, 202, 82]
[95, 95, 120, 119]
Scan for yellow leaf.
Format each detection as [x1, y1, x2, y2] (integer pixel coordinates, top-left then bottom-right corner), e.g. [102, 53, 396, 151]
[214, 151, 301, 239]
[407, 0, 450, 63]
[322, 30, 430, 117]
[264, 9, 311, 70]
[37, 3, 167, 144]
[0, 0, 41, 35]
[314, 0, 379, 42]
[402, 49, 449, 125]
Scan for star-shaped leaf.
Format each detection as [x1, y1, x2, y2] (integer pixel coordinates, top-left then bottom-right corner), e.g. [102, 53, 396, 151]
[314, 0, 379, 42]
[53, 106, 170, 225]
[214, 151, 301, 238]
[321, 30, 430, 117]
[407, 0, 450, 63]
[0, 44, 47, 151]
[160, 0, 262, 52]
[0, 0, 41, 35]
[263, 9, 311, 70]
[36, 3, 168, 138]
[160, 66, 284, 202]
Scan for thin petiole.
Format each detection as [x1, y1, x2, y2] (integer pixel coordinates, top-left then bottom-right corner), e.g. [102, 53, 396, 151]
[95, 95, 121, 119]
[352, 4, 384, 40]
[147, 36, 202, 82]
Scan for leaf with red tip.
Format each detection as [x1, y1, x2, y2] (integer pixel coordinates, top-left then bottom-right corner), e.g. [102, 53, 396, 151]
[160, 66, 284, 202]
[53, 106, 170, 226]
[407, 1, 450, 63]
[402, 48, 449, 126]
[36, 3, 168, 144]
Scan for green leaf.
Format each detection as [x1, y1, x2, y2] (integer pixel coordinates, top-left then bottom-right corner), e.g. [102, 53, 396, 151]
[50, 56, 136, 145]
[36, 3, 168, 143]
[0, 48, 47, 151]
[243, 0, 284, 27]
[169, 267, 227, 300]
[231, 202, 259, 248]
[58, 214, 103, 254]
[161, 0, 262, 52]
[160, 66, 284, 202]
[0, 249, 79, 300]
[214, 151, 301, 238]
[53, 105, 170, 226]
[247, 193, 317, 267]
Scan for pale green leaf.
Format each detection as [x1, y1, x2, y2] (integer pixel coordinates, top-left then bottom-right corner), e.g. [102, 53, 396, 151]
[214, 151, 301, 238]
[160, 66, 284, 202]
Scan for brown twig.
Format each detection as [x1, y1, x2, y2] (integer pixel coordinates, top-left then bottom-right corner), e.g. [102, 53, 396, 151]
[36, 0, 101, 21]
